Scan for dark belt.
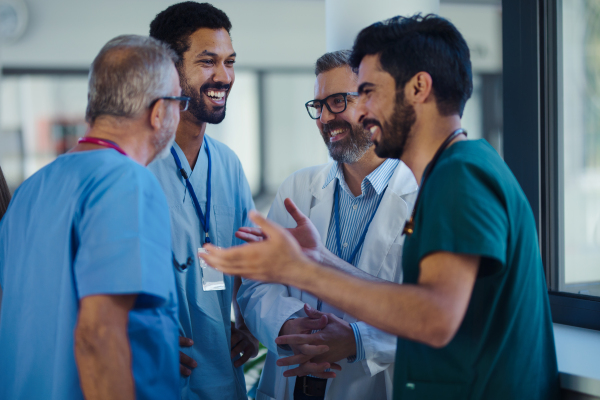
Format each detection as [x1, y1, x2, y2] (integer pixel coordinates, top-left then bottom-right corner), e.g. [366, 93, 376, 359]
[294, 376, 327, 398]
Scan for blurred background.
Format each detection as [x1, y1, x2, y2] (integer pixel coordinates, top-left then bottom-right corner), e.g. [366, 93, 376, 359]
[3, 0, 600, 396]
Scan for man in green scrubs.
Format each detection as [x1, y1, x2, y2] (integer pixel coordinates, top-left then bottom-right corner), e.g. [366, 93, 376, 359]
[201, 15, 560, 399]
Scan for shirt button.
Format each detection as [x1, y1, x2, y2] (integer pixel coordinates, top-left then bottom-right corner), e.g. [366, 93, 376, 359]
[353, 204, 358, 210]
[343, 243, 349, 248]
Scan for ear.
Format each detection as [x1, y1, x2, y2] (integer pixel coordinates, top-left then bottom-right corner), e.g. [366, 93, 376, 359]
[149, 100, 164, 131]
[405, 72, 433, 105]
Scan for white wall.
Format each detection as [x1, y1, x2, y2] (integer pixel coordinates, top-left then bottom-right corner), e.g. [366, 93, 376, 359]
[1, 0, 326, 69]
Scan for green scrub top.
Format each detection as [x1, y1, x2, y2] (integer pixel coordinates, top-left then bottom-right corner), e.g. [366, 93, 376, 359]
[394, 139, 559, 400]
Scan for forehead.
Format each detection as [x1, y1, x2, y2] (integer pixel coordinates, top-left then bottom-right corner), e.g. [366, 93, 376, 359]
[186, 28, 234, 57]
[314, 66, 358, 98]
[357, 54, 393, 87]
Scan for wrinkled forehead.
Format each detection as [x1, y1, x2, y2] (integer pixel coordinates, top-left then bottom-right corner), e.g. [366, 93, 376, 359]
[314, 66, 358, 99]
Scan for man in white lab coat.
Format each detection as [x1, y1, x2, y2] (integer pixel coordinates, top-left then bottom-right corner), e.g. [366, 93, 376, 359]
[236, 50, 417, 400]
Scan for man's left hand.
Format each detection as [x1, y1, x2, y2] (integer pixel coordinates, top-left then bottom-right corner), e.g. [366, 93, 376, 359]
[230, 324, 260, 368]
[275, 304, 356, 373]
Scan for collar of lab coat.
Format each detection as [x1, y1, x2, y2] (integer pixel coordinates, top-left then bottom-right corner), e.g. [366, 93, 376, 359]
[307, 160, 418, 278]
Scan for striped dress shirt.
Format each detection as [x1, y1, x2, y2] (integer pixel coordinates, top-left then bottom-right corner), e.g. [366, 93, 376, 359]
[320, 158, 399, 363]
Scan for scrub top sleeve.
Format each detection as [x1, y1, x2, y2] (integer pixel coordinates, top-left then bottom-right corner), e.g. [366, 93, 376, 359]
[73, 167, 173, 307]
[416, 159, 508, 276]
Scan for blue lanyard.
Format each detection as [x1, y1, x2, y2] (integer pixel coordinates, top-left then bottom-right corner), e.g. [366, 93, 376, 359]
[170, 139, 212, 244]
[333, 180, 387, 265]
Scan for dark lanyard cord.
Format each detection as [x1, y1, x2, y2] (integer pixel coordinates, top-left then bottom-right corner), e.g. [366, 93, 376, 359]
[334, 181, 388, 265]
[403, 128, 466, 236]
[170, 140, 212, 244]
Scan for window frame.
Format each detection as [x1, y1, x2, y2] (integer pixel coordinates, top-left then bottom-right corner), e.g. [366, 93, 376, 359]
[503, 0, 600, 331]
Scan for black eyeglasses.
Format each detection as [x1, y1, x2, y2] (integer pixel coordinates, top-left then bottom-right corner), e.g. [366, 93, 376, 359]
[305, 92, 358, 119]
[150, 96, 191, 111]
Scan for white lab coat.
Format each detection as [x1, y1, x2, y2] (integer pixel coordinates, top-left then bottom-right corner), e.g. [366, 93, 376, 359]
[237, 161, 417, 400]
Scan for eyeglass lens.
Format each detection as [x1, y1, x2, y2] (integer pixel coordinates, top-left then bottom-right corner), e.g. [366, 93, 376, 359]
[307, 94, 346, 118]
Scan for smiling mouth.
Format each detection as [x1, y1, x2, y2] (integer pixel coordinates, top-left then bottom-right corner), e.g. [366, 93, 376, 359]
[204, 90, 227, 104]
[328, 127, 349, 142]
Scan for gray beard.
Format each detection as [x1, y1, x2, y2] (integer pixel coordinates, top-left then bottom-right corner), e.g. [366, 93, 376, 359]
[328, 139, 372, 164]
[154, 133, 176, 161]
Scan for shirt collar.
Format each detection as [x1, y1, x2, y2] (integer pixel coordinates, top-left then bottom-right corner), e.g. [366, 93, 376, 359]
[322, 158, 400, 195]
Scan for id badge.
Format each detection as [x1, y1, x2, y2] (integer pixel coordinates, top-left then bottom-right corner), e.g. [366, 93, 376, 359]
[198, 247, 226, 291]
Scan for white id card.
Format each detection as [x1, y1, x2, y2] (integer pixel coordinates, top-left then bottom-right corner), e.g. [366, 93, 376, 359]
[198, 248, 226, 291]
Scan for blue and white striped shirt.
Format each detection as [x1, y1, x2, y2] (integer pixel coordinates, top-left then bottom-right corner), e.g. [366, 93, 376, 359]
[321, 158, 399, 363]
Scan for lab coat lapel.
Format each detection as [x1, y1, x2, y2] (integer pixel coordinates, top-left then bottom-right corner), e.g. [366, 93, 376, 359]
[299, 164, 335, 309]
[356, 162, 418, 278]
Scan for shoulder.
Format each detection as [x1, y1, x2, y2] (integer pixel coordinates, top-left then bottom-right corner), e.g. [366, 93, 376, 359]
[431, 140, 501, 184]
[277, 162, 332, 197]
[205, 135, 243, 168]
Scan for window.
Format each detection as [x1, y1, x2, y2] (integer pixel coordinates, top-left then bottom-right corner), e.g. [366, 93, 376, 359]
[504, 0, 600, 331]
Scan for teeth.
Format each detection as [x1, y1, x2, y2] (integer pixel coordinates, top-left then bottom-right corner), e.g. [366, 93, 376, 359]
[370, 126, 378, 134]
[206, 91, 225, 99]
[330, 129, 344, 137]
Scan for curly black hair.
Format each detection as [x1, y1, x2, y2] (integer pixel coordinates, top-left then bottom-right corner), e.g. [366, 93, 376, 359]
[150, 2, 231, 64]
[350, 14, 472, 117]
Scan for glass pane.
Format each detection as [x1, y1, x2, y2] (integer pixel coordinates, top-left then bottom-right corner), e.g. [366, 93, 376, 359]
[561, 0, 600, 296]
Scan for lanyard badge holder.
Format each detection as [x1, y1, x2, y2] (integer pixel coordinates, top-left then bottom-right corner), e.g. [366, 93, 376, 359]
[171, 140, 225, 291]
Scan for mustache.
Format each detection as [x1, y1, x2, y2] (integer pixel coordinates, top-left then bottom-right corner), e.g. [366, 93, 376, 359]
[322, 120, 352, 134]
[361, 118, 381, 130]
[199, 82, 231, 93]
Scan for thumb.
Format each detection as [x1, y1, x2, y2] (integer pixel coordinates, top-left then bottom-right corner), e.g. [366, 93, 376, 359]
[284, 198, 309, 226]
[304, 303, 325, 319]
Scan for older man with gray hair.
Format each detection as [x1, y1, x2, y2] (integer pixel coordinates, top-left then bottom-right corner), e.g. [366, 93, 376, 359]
[236, 50, 417, 400]
[0, 35, 185, 400]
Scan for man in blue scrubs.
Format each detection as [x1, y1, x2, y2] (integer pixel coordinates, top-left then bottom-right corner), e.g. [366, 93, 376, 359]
[0, 35, 182, 400]
[202, 15, 560, 400]
[149, 3, 258, 399]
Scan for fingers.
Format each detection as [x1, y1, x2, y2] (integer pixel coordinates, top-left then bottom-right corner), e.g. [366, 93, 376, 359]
[179, 336, 193, 347]
[248, 211, 285, 238]
[275, 334, 325, 347]
[284, 198, 309, 226]
[234, 348, 253, 368]
[180, 364, 192, 376]
[180, 351, 197, 370]
[299, 315, 328, 331]
[304, 304, 326, 319]
[231, 339, 247, 359]
[235, 227, 266, 243]
[329, 363, 342, 371]
[276, 353, 311, 367]
[283, 362, 337, 378]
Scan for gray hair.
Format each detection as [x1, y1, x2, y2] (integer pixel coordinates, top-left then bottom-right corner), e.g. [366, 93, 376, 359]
[314, 50, 354, 76]
[86, 34, 178, 124]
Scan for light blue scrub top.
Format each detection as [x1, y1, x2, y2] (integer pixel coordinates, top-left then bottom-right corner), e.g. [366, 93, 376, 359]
[149, 135, 254, 400]
[0, 150, 179, 400]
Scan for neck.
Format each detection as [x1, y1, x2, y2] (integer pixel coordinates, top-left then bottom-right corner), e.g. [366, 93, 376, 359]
[341, 147, 386, 196]
[72, 120, 156, 166]
[401, 114, 464, 184]
[175, 113, 207, 170]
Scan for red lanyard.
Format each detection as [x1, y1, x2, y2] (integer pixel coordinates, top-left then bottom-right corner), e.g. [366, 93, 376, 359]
[78, 137, 127, 156]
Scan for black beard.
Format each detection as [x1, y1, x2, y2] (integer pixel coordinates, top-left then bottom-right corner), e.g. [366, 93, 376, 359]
[369, 90, 416, 160]
[181, 74, 229, 124]
[320, 120, 373, 164]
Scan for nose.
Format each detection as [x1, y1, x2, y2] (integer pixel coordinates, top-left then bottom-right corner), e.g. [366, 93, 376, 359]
[319, 105, 335, 125]
[213, 62, 233, 85]
[354, 95, 368, 124]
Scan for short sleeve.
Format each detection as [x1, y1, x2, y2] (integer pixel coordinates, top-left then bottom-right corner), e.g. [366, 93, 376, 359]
[73, 164, 173, 307]
[414, 158, 508, 276]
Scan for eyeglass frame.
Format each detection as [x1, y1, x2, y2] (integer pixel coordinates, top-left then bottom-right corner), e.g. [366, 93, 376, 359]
[150, 96, 191, 112]
[304, 92, 359, 120]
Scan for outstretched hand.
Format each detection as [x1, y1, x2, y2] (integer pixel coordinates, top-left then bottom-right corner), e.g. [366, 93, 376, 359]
[234, 198, 324, 262]
[201, 210, 312, 284]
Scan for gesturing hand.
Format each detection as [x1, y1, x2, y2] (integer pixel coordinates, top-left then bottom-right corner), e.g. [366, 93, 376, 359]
[179, 336, 197, 377]
[234, 198, 325, 263]
[231, 324, 260, 368]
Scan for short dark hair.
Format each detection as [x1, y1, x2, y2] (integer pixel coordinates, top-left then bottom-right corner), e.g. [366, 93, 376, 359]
[315, 50, 353, 76]
[150, 2, 232, 65]
[350, 14, 472, 117]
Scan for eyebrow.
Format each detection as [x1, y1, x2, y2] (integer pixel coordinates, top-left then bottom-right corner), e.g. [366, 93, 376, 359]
[196, 50, 237, 58]
[357, 82, 374, 94]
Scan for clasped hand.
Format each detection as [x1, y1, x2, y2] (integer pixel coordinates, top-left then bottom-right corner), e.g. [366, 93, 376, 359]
[275, 304, 356, 379]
